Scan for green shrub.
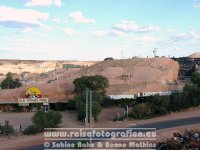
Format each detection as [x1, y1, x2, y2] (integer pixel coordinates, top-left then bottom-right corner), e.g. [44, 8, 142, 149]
[101, 97, 136, 107]
[129, 103, 154, 119]
[0, 124, 15, 135]
[23, 125, 39, 135]
[32, 111, 62, 131]
[46, 111, 62, 128]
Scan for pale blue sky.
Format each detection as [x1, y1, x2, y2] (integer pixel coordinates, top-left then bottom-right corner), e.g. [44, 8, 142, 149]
[0, 0, 200, 60]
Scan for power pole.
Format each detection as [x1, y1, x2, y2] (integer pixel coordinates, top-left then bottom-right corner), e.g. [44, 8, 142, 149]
[85, 88, 89, 127]
[89, 90, 93, 145]
[153, 48, 157, 57]
[89, 91, 93, 128]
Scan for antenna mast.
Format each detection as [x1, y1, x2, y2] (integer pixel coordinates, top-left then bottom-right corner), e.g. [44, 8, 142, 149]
[153, 48, 157, 57]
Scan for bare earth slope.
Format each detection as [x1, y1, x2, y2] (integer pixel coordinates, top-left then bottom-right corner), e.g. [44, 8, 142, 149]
[189, 52, 200, 58]
[80, 57, 180, 94]
[0, 59, 96, 75]
[0, 58, 180, 102]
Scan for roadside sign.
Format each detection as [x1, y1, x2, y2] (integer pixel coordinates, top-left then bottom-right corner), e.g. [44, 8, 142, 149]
[18, 98, 49, 104]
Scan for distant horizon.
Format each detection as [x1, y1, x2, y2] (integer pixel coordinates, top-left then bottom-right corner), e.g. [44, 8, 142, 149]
[0, 0, 200, 60]
[0, 52, 197, 61]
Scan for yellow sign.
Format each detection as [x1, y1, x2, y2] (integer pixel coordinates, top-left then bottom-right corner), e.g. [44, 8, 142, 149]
[25, 86, 42, 98]
[18, 86, 49, 106]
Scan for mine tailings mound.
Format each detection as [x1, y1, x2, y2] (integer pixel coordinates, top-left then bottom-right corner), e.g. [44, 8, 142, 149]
[0, 57, 180, 102]
[189, 52, 200, 58]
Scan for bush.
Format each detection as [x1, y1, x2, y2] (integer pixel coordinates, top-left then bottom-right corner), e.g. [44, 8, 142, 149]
[0, 124, 15, 135]
[101, 98, 136, 107]
[147, 95, 170, 116]
[128, 72, 200, 120]
[46, 111, 62, 128]
[129, 103, 154, 119]
[23, 125, 39, 135]
[104, 57, 114, 61]
[32, 111, 62, 131]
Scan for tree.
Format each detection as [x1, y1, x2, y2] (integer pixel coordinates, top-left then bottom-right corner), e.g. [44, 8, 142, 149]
[92, 101, 102, 120]
[73, 75, 109, 95]
[1, 72, 22, 89]
[32, 111, 62, 131]
[74, 90, 103, 121]
[73, 75, 109, 121]
[76, 100, 102, 121]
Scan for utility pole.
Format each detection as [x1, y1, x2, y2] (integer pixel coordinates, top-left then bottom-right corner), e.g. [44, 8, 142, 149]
[126, 105, 128, 118]
[124, 105, 129, 118]
[153, 48, 157, 57]
[89, 91, 93, 128]
[85, 88, 93, 144]
[85, 88, 89, 127]
[89, 90, 93, 145]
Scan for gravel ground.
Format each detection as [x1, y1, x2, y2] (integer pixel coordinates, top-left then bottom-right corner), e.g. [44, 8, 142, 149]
[0, 112, 33, 130]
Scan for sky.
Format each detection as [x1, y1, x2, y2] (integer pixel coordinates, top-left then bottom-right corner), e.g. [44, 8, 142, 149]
[0, 0, 200, 60]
